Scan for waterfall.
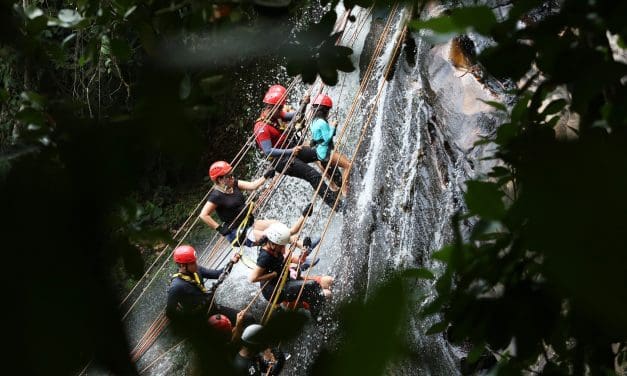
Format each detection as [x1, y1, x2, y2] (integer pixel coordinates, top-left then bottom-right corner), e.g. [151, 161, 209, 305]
[113, 2, 509, 375]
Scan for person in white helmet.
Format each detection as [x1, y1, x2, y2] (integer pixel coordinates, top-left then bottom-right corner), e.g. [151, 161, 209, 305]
[233, 324, 286, 376]
[248, 222, 333, 317]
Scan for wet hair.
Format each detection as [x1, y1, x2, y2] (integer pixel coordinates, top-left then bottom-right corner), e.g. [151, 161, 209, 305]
[262, 105, 281, 120]
[252, 235, 269, 247]
[312, 106, 330, 120]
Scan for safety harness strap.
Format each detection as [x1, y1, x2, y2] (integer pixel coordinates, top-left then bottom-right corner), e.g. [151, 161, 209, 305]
[170, 272, 207, 293]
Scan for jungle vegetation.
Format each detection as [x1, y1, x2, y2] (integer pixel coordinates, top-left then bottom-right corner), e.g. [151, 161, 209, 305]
[1, 0, 625, 374]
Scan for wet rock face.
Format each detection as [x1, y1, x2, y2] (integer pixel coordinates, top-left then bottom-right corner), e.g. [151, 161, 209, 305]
[449, 35, 477, 71]
[423, 39, 504, 160]
[328, 5, 508, 374]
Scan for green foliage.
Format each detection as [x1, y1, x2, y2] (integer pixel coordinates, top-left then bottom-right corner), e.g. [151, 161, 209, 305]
[0, 0, 370, 374]
[464, 181, 505, 220]
[417, 0, 627, 374]
[410, 6, 497, 35]
[284, 10, 356, 84]
[310, 273, 410, 375]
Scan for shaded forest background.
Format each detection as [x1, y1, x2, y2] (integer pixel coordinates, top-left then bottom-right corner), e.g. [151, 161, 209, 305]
[1, 0, 626, 375]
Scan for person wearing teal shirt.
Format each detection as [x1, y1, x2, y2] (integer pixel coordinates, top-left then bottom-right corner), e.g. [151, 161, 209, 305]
[309, 94, 351, 196]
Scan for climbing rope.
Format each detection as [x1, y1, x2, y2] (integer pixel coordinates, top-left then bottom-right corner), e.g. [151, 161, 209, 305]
[130, 314, 170, 362]
[119, 79, 304, 322]
[119, 4, 389, 370]
[138, 338, 186, 375]
[263, 4, 410, 321]
[77, 82, 306, 376]
[295, 20, 412, 312]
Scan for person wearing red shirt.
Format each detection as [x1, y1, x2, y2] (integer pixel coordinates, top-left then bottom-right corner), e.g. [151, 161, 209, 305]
[253, 85, 340, 210]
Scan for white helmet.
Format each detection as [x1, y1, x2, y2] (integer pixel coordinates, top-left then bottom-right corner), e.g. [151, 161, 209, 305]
[241, 324, 264, 345]
[264, 223, 291, 245]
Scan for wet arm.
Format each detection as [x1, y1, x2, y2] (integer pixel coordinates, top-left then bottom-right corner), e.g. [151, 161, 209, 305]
[199, 201, 221, 230]
[231, 311, 246, 343]
[260, 139, 294, 158]
[289, 214, 306, 236]
[238, 178, 266, 191]
[249, 266, 277, 283]
[199, 266, 223, 279]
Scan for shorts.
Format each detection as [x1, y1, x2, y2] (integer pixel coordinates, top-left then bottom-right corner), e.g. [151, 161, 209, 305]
[297, 146, 318, 163]
[225, 226, 255, 247]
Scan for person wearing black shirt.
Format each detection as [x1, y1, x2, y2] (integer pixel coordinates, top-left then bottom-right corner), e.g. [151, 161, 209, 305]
[200, 160, 277, 246]
[248, 222, 333, 318]
[233, 324, 286, 376]
[166, 245, 254, 329]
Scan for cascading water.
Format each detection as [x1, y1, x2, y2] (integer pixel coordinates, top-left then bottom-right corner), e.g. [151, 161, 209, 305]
[276, 2, 507, 374]
[108, 2, 511, 375]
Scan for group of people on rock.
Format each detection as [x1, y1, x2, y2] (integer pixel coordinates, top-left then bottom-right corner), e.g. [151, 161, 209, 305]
[165, 84, 351, 374]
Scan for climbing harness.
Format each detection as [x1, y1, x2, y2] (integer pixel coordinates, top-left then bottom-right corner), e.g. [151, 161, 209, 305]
[294, 12, 412, 313]
[265, 3, 410, 321]
[170, 272, 208, 293]
[110, 4, 393, 371]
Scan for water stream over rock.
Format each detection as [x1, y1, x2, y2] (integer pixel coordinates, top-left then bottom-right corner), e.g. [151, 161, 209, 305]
[115, 2, 512, 374]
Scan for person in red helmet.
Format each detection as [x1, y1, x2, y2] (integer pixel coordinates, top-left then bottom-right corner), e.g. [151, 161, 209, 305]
[166, 245, 254, 330]
[254, 84, 341, 210]
[309, 93, 352, 196]
[208, 313, 232, 335]
[200, 160, 277, 246]
[208, 309, 252, 347]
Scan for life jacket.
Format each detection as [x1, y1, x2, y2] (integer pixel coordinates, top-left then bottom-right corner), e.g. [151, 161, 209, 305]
[256, 109, 288, 131]
[170, 272, 208, 293]
[254, 108, 293, 152]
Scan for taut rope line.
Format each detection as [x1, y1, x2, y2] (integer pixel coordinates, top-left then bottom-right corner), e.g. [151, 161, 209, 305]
[261, 3, 403, 321]
[296, 20, 411, 310]
[114, 5, 379, 371]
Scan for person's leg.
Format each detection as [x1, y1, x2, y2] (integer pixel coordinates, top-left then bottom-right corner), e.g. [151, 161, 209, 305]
[317, 161, 340, 191]
[303, 275, 333, 294]
[318, 276, 334, 291]
[320, 159, 343, 190]
[234, 225, 254, 247]
[285, 157, 339, 209]
[330, 151, 352, 196]
[281, 280, 304, 301]
[282, 280, 325, 317]
[225, 230, 237, 243]
[296, 146, 318, 163]
[274, 157, 288, 175]
[252, 219, 278, 241]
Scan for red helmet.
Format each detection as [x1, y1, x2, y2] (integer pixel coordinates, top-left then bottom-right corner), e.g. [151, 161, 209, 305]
[263, 85, 287, 105]
[313, 94, 333, 108]
[208, 314, 233, 334]
[173, 245, 197, 264]
[209, 161, 233, 181]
